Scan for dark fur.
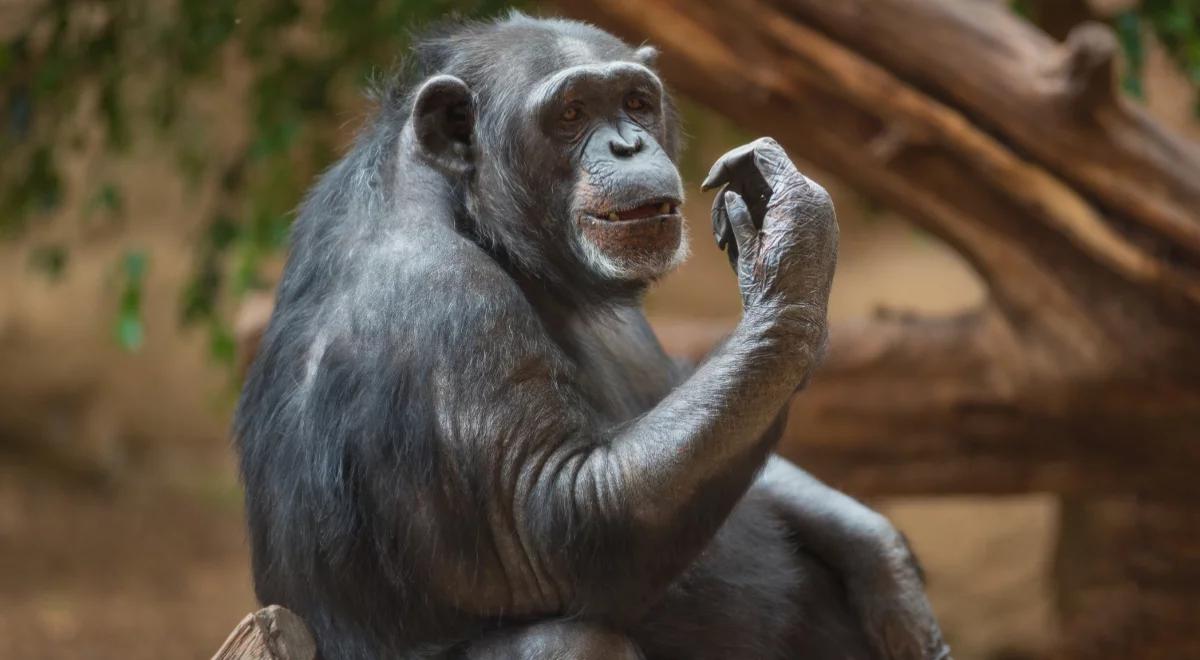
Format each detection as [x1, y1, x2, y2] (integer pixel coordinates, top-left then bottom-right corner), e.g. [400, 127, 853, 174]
[236, 13, 876, 660]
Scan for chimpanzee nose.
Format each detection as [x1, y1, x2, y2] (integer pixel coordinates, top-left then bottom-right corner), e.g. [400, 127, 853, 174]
[609, 134, 644, 158]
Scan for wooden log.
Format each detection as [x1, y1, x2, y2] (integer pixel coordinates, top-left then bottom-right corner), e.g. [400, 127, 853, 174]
[1052, 496, 1200, 659]
[212, 606, 316, 660]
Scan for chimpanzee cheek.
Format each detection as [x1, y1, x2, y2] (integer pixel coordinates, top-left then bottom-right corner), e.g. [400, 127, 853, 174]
[572, 172, 609, 215]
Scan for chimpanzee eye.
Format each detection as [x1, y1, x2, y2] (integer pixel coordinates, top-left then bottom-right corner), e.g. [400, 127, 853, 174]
[561, 106, 581, 122]
[625, 95, 648, 112]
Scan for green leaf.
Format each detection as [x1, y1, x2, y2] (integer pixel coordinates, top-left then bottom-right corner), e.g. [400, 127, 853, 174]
[1115, 11, 1146, 100]
[123, 250, 148, 282]
[115, 312, 145, 351]
[1009, 0, 1033, 20]
[115, 250, 149, 352]
[209, 321, 236, 365]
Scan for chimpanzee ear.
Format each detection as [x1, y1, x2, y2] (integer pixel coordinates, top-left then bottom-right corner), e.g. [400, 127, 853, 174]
[412, 75, 475, 175]
[634, 46, 659, 66]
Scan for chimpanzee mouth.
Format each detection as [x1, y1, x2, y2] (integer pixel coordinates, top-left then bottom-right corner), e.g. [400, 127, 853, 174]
[575, 196, 686, 268]
[589, 199, 681, 223]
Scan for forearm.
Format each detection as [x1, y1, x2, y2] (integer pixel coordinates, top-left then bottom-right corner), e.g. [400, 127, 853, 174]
[602, 309, 818, 530]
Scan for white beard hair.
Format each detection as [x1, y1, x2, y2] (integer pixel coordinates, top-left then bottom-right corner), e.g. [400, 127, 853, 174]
[573, 220, 691, 282]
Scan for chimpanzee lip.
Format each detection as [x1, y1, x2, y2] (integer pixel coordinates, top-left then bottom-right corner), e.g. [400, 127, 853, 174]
[587, 197, 682, 222]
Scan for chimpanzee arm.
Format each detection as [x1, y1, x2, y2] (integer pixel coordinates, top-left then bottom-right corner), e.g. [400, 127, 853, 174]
[436, 138, 839, 614]
[577, 137, 840, 539]
[434, 259, 819, 616]
[666, 338, 948, 660]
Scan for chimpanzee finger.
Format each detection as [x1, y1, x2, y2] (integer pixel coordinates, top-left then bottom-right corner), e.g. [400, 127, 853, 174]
[724, 190, 756, 258]
[703, 144, 772, 230]
[710, 187, 741, 268]
[700, 143, 757, 192]
[711, 185, 727, 249]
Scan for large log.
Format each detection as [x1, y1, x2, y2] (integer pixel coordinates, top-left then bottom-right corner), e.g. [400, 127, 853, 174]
[552, 0, 1200, 498]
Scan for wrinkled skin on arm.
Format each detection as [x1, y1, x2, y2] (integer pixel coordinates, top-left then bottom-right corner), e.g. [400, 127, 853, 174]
[705, 138, 950, 660]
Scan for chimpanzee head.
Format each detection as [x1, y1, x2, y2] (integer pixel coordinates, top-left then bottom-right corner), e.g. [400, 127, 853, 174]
[403, 14, 687, 302]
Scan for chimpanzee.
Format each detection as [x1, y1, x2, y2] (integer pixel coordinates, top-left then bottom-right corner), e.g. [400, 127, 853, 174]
[235, 12, 949, 660]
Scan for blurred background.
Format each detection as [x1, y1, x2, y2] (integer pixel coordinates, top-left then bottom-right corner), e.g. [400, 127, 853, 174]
[1, 0, 1198, 658]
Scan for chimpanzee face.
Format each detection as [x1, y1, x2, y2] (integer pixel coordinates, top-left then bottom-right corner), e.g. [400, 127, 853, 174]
[525, 59, 687, 282]
[409, 32, 687, 289]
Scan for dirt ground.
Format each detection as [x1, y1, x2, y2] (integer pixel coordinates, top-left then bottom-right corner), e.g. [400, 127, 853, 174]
[0, 461, 255, 659]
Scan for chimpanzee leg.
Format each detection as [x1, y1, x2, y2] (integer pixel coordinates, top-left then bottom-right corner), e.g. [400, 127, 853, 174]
[457, 620, 645, 660]
[618, 488, 876, 660]
[785, 550, 878, 659]
[757, 457, 950, 660]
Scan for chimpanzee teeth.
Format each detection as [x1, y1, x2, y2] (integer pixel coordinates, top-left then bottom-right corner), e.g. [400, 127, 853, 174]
[608, 212, 621, 222]
[659, 203, 671, 214]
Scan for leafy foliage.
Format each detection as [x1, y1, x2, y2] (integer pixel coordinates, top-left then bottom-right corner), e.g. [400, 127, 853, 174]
[1, 0, 520, 359]
[1011, 0, 1200, 110]
[116, 250, 148, 351]
[1133, 0, 1200, 112]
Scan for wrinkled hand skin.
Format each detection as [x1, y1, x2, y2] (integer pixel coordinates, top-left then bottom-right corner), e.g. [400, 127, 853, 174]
[703, 137, 838, 375]
[706, 138, 950, 660]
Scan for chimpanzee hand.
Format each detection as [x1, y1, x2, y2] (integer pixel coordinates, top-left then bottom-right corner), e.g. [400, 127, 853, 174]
[702, 137, 838, 345]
